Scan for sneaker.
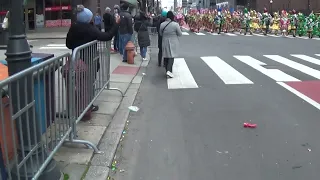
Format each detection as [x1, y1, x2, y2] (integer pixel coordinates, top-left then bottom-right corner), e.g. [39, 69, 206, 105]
[166, 71, 174, 78]
[142, 57, 147, 61]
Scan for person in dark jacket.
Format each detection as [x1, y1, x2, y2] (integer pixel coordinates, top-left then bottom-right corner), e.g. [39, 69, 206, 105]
[103, 7, 114, 32]
[113, 5, 121, 52]
[134, 12, 150, 61]
[66, 5, 120, 115]
[119, 3, 133, 62]
[157, 10, 167, 67]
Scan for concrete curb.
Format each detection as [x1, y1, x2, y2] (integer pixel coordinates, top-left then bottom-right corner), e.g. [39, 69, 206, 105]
[83, 54, 151, 179]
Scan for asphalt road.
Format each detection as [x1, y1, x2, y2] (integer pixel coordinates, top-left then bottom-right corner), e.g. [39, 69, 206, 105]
[110, 33, 320, 180]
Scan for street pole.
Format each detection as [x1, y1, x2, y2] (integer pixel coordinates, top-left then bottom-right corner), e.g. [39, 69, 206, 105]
[174, 0, 177, 11]
[5, 0, 61, 179]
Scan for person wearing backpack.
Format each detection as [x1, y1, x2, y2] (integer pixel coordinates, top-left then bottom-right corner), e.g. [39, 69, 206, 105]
[134, 12, 151, 61]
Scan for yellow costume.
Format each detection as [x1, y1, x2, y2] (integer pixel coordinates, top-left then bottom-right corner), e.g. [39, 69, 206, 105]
[271, 12, 280, 34]
[251, 11, 260, 30]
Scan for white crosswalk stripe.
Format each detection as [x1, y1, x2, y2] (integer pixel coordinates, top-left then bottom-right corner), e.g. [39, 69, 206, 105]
[40, 44, 68, 50]
[166, 53, 320, 89]
[201, 56, 253, 84]
[182, 32, 189, 35]
[167, 58, 199, 89]
[195, 32, 205, 35]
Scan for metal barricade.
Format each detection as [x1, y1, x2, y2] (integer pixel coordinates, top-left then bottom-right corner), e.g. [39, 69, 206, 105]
[148, 27, 158, 59]
[0, 53, 71, 179]
[67, 40, 123, 146]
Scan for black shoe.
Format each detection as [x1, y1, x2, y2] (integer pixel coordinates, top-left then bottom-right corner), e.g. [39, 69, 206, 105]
[91, 105, 99, 112]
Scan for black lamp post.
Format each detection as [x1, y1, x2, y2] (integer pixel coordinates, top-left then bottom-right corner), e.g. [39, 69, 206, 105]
[5, 0, 61, 179]
[270, 0, 273, 13]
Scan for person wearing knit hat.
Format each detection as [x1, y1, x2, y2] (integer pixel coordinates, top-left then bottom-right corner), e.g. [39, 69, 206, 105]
[76, 5, 93, 23]
[66, 4, 120, 118]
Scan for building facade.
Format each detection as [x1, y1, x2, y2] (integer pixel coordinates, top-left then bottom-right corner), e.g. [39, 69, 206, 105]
[245, 0, 319, 13]
[0, 0, 120, 30]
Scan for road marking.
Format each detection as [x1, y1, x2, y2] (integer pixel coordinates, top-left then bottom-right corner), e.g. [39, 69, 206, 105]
[40, 46, 68, 50]
[210, 33, 220, 36]
[291, 54, 320, 65]
[278, 82, 320, 110]
[296, 36, 308, 39]
[182, 32, 189, 35]
[225, 33, 237, 36]
[167, 58, 199, 89]
[47, 44, 66, 47]
[195, 32, 205, 35]
[264, 55, 320, 79]
[201, 56, 253, 84]
[234, 55, 300, 82]
[268, 34, 280, 38]
[253, 33, 265, 37]
[315, 54, 320, 57]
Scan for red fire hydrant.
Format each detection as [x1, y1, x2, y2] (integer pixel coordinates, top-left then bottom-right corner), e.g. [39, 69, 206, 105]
[125, 41, 135, 64]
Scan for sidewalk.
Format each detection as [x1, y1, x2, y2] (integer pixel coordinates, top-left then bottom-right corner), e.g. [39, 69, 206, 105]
[55, 52, 150, 180]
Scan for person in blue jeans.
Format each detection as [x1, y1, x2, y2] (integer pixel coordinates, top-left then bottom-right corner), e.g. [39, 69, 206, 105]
[119, 3, 133, 62]
[134, 12, 150, 60]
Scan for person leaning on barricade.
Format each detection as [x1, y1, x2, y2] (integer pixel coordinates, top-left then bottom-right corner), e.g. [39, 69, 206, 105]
[65, 4, 120, 121]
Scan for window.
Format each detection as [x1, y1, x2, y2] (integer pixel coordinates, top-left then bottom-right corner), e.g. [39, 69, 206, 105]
[44, 0, 71, 27]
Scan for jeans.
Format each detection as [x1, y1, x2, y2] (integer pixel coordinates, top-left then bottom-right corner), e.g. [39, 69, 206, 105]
[113, 31, 119, 52]
[119, 33, 132, 61]
[140, 47, 147, 58]
[164, 58, 174, 72]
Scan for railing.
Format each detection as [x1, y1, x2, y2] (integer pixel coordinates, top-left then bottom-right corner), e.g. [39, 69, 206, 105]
[0, 40, 123, 179]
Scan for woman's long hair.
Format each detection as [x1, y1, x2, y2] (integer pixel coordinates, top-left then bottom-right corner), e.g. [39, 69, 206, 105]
[167, 11, 175, 21]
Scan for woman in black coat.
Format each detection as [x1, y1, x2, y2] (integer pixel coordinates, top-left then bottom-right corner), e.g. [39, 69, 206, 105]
[134, 13, 151, 61]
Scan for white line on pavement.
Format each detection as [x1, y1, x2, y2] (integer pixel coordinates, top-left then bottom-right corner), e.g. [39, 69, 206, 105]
[278, 82, 320, 110]
[182, 32, 189, 35]
[167, 58, 199, 89]
[291, 54, 320, 65]
[39, 46, 68, 50]
[201, 56, 253, 84]
[225, 33, 237, 36]
[195, 32, 205, 35]
[264, 55, 320, 79]
[234, 55, 300, 82]
[47, 44, 67, 47]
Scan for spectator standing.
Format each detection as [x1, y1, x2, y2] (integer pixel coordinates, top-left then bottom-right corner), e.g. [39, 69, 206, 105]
[156, 9, 167, 67]
[159, 11, 182, 78]
[103, 7, 114, 32]
[94, 12, 102, 30]
[66, 4, 120, 120]
[113, 5, 121, 52]
[119, 3, 133, 62]
[134, 12, 151, 61]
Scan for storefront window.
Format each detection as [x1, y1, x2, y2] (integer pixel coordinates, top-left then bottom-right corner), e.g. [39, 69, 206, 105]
[44, 0, 71, 27]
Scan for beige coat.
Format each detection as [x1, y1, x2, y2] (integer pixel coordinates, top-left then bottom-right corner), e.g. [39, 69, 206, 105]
[159, 19, 182, 58]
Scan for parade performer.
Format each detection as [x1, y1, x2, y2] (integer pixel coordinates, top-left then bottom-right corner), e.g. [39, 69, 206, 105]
[271, 12, 280, 35]
[306, 12, 318, 38]
[214, 8, 224, 34]
[280, 10, 290, 36]
[224, 10, 233, 32]
[240, 8, 252, 35]
[250, 10, 260, 33]
[297, 12, 307, 37]
[289, 10, 298, 37]
[261, 8, 271, 35]
[231, 11, 241, 32]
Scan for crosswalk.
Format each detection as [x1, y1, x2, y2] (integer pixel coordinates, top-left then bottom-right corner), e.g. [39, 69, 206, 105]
[167, 54, 320, 90]
[181, 31, 320, 40]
